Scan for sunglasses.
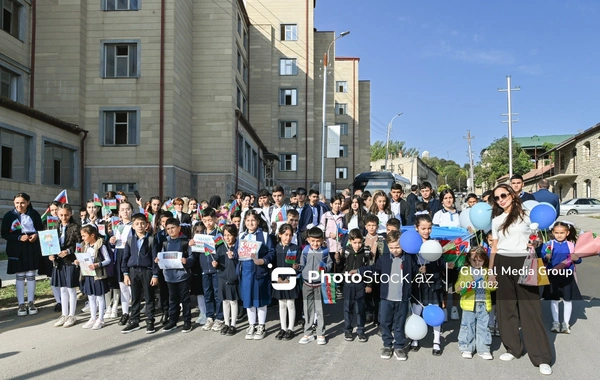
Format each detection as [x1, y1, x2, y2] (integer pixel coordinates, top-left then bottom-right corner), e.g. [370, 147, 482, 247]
[494, 193, 510, 202]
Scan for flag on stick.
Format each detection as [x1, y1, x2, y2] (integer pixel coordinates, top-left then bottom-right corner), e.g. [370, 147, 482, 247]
[10, 219, 22, 232]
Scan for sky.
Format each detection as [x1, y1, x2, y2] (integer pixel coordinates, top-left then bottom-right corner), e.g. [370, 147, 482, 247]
[314, 0, 600, 165]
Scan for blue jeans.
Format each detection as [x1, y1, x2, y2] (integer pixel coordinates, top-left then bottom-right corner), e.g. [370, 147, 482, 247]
[202, 273, 223, 320]
[458, 301, 491, 354]
[379, 299, 409, 349]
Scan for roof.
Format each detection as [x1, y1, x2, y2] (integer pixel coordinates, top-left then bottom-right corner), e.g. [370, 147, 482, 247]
[496, 164, 554, 184]
[0, 97, 86, 135]
[513, 134, 574, 149]
[545, 122, 600, 154]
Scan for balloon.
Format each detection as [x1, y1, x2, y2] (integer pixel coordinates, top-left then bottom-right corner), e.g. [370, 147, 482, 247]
[529, 222, 539, 231]
[470, 202, 493, 231]
[405, 314, 428, 340]
[530, 204, 556, 230]
[522, 200, 539, 211]
[422, 305, 445, 327]
[400, 230, 422, 254]
[459, 208, 473, 230]
[539, 202, 557, 217]
[419, 240, 443, 262]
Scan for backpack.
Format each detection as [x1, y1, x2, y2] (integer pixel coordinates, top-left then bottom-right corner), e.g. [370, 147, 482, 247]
[102, 239, 116, 278]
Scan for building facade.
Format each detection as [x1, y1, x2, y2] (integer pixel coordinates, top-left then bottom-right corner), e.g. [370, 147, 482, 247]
[370, 156, 439, 190]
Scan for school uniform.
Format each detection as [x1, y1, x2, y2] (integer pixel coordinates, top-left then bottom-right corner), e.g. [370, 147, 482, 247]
[122, 233, 158, 324]
[299, 203, 327, 234]
[236, 228, 275, 308]
[154, 228, 170, 315]
[364, 234, 384, 324]
[51, 222, 81, 288]
[215, 243, 240, 301]
[271, 243, 300, 300]
[199, 228, 223, 321]
[1, 208, 44, 274]
[339, 244, 371, 334]
[390, 199, 410, 226]
[159, 236, 194, 324]
[300, 245, 333, 336]
[411, 251, 444, 307]
[541, 240, 582, 301]
[81, 239, 111, 296]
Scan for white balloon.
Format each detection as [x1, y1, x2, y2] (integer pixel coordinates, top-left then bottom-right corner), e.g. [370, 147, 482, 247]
[419, 240, 443, 261]
[530, 222, 539, 231]
[522, 200, 539, 211]
[459, 208, 473, 230]
[405, 314, 428, 340]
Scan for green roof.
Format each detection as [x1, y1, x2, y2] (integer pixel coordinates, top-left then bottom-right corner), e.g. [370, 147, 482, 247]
[513, 134, 574, 149]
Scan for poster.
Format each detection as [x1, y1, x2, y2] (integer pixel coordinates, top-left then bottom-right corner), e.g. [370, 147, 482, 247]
[114, 225, 132, 249]
[193, 234, 216, 256]
[76, 248, 97, 276]
[157, 251, 184, 269]
[38, 229, 61, 256]
[237, 240, 262, 261]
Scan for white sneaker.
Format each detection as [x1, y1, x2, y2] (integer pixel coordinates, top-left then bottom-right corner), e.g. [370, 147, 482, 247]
[550, 321, 560, 333]
[17, 304, 28, 317]
[82, 319, 96, 329]
[317, 335, 327, 345]
[81, 302, 90, 313]
[27, 302, 38, 315]
[539, 364, 552, 375]
[92, 320, 104, 330]
[253, 324, 266, 340]
[499, 353, 516, 361]
[561, 323, 571, 334]
[202, 317, 214, 331]
[299, 335, 314, 344]
[54, 315, 67, 327]
[211, 319, 224, 332]
[462, 352, 473, 359]
[63, 316, 77, 328]
[450, 306, 460, 320]
[196, 312, 208, 325]
[478, 352, 493, 360]
[245, 324, 256, 340]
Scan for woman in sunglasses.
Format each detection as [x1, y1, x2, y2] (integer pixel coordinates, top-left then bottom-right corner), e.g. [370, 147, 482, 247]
[488, 184, 553, 376]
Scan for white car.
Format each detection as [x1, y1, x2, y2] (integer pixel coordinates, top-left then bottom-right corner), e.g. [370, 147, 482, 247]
[559, 198, 600, 215]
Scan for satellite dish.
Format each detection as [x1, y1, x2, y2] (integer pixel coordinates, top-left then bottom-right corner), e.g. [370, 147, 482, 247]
[422, 151, 430, 158]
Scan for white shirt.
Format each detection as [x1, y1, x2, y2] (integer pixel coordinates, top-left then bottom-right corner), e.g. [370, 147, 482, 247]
[390, 201, 402, 223]
[491, 212, 531, 257]
[376, 211, 390, 234]
[348, 215, 359, 231]
[432, 209, 461, 227]
[20, 213, 36, 233]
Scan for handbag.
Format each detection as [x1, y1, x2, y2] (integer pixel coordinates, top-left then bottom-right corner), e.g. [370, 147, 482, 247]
[518, 248, 549, 286]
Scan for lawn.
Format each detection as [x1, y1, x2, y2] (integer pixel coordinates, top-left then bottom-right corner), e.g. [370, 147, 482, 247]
[0, 251, 7, 261]
[0, 278, 54, 309]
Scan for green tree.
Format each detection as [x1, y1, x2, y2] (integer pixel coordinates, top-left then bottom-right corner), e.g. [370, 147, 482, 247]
[370, 140, 419, 161]
[474, 137, 533, 188]
[422, 157, 468, 192]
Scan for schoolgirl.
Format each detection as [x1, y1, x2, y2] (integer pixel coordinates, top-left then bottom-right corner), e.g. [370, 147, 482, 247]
[214, 224, 240, 336]
[272, 224, 300, 340]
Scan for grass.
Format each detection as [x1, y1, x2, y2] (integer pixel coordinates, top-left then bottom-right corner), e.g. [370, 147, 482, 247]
[0, 278, 54, 309]
[0, 251, 7, 261]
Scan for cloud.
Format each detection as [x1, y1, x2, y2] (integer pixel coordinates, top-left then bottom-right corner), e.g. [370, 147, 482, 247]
[517, 64, 541, 75]
[423, 42, 516, 65]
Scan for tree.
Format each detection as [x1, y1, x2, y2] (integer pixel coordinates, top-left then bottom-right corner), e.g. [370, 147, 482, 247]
[475, 137, 533, 188]
[370, 140, 419, 161]
[422, 157, 468, 192]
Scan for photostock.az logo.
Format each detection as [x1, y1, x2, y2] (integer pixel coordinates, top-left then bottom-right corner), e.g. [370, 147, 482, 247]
[268, 263, 296, 291]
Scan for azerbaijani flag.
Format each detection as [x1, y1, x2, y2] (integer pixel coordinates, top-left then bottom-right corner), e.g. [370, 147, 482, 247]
[40, 208, 50, 223]
[214, 233, 224, 246]
[111, 216, 120, 228]
[285, 250, 298, 265]
[218, 219, 226, 229]
[93, 193, 102, 206]
[204, 244, 215, 256]
[164, 199, 174, 211]
[321, 275, 336, 304]
[442, 237, 470, 268]
[337, 226, 348, 239]
[228, 200, 240, 215]
[318, 261, 327, 273]
[10, 219, 22, 232]
[460, 282, 473, 296]
[54, 189, 68, 204]
[275, 208, 285, 222]
[104, 198, 117, 210]
[47, 216, 59, 228]
[76, 243, 83, 253]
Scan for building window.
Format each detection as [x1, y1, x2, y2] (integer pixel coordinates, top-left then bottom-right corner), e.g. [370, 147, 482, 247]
[243, 30, 248, 50]
[279, 154, 297, 171]
[252, 149, 258, 178]
[102, 42, 139, 78]
[237, 50, 242, 73]
[335, 102, 347, 115]
[104, 0, 139, 11]
[243, 63, 248, 84]
[336, 81, 347, 93]
[279, 89, 297, 106]
[244, 142, 251, 172]
[103, 183, 137, 193]
[237, 14, 242, 35]
[101, 110, 139, 146]
[280, 24, 297, 41]
[339, 123, 348, 135]
[583, 142, 591, 161]
[336, 167, 348, 179]
[572, 183, 577, 199]
[237, 133, 244, 167]
[1, 0, 21, 39]
[339, 145, 348, 157]
[585, 179, 591, 198]
[237, 86, 247, 116]
[0, 66, 18, 101]
[0, 127, 31, 182]
[43, 141, 75, 187]
[279, 58, 298, 75]
[279, 121, 297, 139]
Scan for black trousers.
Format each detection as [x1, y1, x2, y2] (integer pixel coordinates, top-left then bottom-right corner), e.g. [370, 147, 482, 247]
[157, 271, 169, 313]
[129, 267, 156, 323]
[167, 280, 191, 323]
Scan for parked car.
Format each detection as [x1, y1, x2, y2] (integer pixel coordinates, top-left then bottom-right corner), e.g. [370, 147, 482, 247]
[559, 198, 600, 215]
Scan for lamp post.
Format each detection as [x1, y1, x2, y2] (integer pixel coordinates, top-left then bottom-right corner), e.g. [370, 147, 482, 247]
[384, 112, 403, 171]
[320, 30, 350, 197]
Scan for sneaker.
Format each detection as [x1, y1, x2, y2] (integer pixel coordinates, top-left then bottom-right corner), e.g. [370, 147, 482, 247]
[284, 329, 294, 340]
[226, 326, 237, 336]
[182, 321, 192, 333]
[344, 331, 354, 341]
[299, 335, 314, 344]
[54, 315, 67, 327]
[146, 321, 156, 334]
[462, 352, 473, 359]
[245, 325, 256, 340]
[211, 319, 224, 332]
[478, 352, 493, 360]
[220, 325, 230, 335]
[561, 323, 571, 334]
[317, 335, 327, 345]
[27, 302, 38, 315]
[196, 312, 208, 325]
[380, 347, 393, 359]
[539, 364, 552, 375]
[17, 304, 28, 317]
[81, 302, 90, 313]
[63, 316, 77, 328]
[77, 292, 85, 300]
[499, 353, 516, 361]
[254, 324, 266, 340]
[82, 319, 96, 329]
[54, 303, 62, 313]
[394, 348, 407, 361]
[377, 327, 382, 337]
[162, 322, 178, 332]
[202, 317, 215, 331]
[92, 320, 104, 330]
[121, 322, 141, 334]
[275, 329, 286, 340]
[358, 333, 368, 342]
[550, 321, 560, 333]
[118, 313, 129, 326]
[450, 306, 459, 320]
[110, 309, 119, 319]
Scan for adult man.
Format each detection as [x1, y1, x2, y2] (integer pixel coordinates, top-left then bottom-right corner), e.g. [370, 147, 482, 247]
[389, 183, 410, 226]
[510, 174, 535, 202]
[533, 179, 560, 217]
[406, 184, 419, 225]
[299, 189, 327, 234]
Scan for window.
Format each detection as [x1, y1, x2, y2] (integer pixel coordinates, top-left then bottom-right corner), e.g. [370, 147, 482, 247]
[279, 121, 297, 139]
[339, 123, 348, 135]
[339, 145, 348, 157]
[237, 133, 244, 166]
[1, 0, 21, 39]
[237, 86, 247, 116]
[103, 183, 137, 193]
[244, 142, 251, 172]
[279, 89, 297, 106]
[252, 150, 258, 177]
[102, 110, 138, 145]
[279, 154, 297, 171]
[102, 42, 139, 78]
[243, 63, 248, 84]
[243, 30, 248, 50]
[0, 127, 31, 182]
[585, 179, 591, 198]
[335, 102, 347, 115]
[280, 24, 297, 41]
[572, 183, 577, 199]
[237, 50, 242, 73]
[336, 81, 347, 93]
[43, 141, 75, 187]
[104, 0, 139, 11]
[0, 66, 18, 101]
[336, 167, 348, 179]
[237, 14, 242, 35]
[583, 142, 591, 161]
[279, 58, 298, 75]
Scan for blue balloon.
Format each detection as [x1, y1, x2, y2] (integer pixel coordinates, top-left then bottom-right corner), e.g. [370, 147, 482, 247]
[470, 202, 493, 231]
[400, 230, 422, 254]
[422, 305, 445, 327]
[530, 203, 556, 229]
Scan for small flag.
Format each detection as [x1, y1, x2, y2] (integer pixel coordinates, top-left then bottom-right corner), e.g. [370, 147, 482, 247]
[10, 219, 22, 232]
[54, 189, 68, 204]
[40, 208, 50, 223]
[111, 216, 120, 228]
[147, 213, 154, 225]
[213, 234, 224, 246]
[321, 275, 336, 304]
[115, 194, 123, 202]
[103, 198, 117, 210]
[318, 261, 327, 273]
[275, 209, 285, 222]
[204, 244, 215, 256]
[218, 219, 226, 229]
[197, 203, 202, 216]
[93, 193, 102, 206]
[460, 282, 473, 296]
[47, 216, 59, 228]
[337, 226, 348, 239]
[228, 200, 240, 215]
[76, 243, 83, 253]
[285, 250, 297, 265]
[164, 199, 174, 211]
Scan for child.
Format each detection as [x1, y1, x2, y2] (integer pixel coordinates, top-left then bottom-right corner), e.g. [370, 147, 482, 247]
[76, 225, 111, 330]
[298, 227, 332, 345]
[272, 224, 300, 340]
[418, 181, 442, 216]
[335, 228, 371, 342]
[481, 231, 498, 336]
[368, 191, 394, 235]
[345, 195, 366, 232]
[50, 204, 81, 328]
[121, 213, 158, 334]
[214, 224, 240, 336]
[541, 221, 582, 334]
[321, 194, 347, 256]
[237, 210, 275, 340]
[230, 210, 242, 231]
[155, 210, 173, 325]
[363, 214, 384, 329]
[156, 218, 195, 332]
[286, 208, 304, 327]
[386, 218, 401, 236]
[42, 201, 62, 312]
[188, 223, 208, 326]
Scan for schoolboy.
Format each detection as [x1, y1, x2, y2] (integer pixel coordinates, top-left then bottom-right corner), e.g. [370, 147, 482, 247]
[287, 208, 304, 327]
[268, 185, 288, 234]
[386, 218, 401, 236]
[390, 184, 410, 226]
[108, 201, 134, 325]
[299, 227, 332, 345]
[156, 218, 195, 332]
[419, 182, 442, 216]
[121, 213, 158, 334]
[155, 210, 173, 325]
[364, 214, 384, 327]
[198, 208, 224, 332]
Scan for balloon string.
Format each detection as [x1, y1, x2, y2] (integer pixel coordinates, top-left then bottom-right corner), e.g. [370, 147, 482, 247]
[411, 295, 424, 308]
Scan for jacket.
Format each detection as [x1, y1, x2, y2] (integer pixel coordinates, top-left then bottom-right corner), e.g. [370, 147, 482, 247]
[159, 236, 194, 283]
[1, 208, 44, 258]
[122, 233, 158, 277]
[338, 244, 371, 273]
[56, 222, 81, 266]
[236, 228, 275, 280]
[81, 238, 109, 281]
[299, 203, 327, 233]
[455, 268, 496, 312]
[320, 211, 347, 253]
[390, 199, 410, 226]
[300, 245, 332, 284]
[198, 228, 219, 275]
[215, 243, 239, 284]
[359, 252, 415, 301]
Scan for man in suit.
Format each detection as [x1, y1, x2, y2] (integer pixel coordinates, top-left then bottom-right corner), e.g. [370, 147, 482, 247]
[389, 183, 410, 226]
[406, 184, 419, 225]
[299, 189, 327, 235]
[510, 174, 536, 202]
[533, 178, 560, 217]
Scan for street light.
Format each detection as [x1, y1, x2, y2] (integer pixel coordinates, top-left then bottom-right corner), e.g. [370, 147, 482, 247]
[384, 112, 403, 171]
[320, 30, 350, 197]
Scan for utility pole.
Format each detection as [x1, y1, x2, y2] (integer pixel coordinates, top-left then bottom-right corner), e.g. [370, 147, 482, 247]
[498, 76, 520, 179]
[464, 130, 475, 193]
[384, 113, 403, 171]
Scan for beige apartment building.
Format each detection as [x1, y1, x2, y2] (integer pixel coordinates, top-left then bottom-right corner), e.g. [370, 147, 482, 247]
[1, 0, 370, 210]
